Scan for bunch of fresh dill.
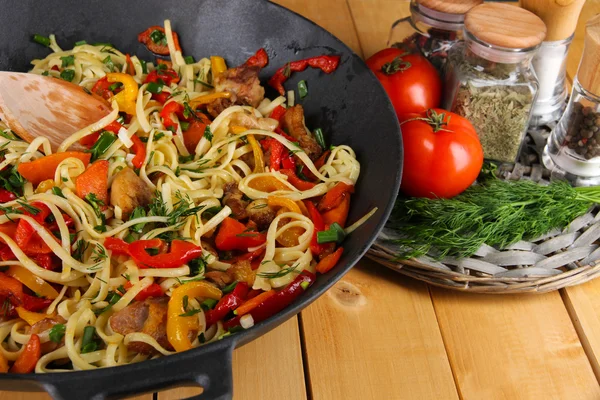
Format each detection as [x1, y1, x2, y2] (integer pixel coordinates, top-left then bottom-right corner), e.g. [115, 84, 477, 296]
[389, 177, 600, 259]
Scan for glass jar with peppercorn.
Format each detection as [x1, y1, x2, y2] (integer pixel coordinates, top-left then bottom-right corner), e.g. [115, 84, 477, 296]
[442, 3, 546, 163]
[388, 0, 482, 74]
[543, 15, 600, 184]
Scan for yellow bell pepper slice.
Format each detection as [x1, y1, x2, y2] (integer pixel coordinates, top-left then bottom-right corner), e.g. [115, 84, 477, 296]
[210, 56, 227, 80]
[230, 125, 247, 135]
[35, 179, 54, 194]
[6, 266, 59, 299]
[267, 196, 302, 214]
[248, 176, 289, 193]
[189, 92, 231, 109]
[247, 135, 265, 174]
[166, 281, 222, 352]
[106, 72, 139, 115]
[16, 307, 48, 326]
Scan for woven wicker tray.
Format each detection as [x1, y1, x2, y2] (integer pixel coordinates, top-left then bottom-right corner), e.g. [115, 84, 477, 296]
[367, 128, 600, 293]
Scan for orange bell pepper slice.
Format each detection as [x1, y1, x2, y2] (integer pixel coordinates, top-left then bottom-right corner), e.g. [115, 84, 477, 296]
[10, 334, 41, 373]
[248, 176, 289, 193]
[315, 247, 344, 274]
[17, 152, 91, 185]
[234, 290, 275, 317]
[0, 351, 8, 373]
[322, 196, 351, 228]
[318, 182, 354, 212]
[75, 160, 109, 205]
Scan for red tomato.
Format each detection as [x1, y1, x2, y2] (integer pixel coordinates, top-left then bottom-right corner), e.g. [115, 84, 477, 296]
[400, 109, 483, 198]
[366, 48, 441, 116]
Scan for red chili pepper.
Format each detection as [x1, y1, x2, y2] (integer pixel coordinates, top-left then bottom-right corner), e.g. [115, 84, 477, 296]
[103, 237, 130, 256]
[205, 282, 249, 327]
[223, 271, 315, 330]
[214, 217, 267, 251]
[124, 281, 164, 301]
[130, 135, 146, 169]
[159, 101, 185, 131]
[280, 169, 316, 191]
[268, 55, 341, 95]
[269, 105, 286, 123]
[245, 48, 269, 68]
[128, 239, 203, 269]
[305, 200, 327, 255]
[145, 68, 180, 86]
[0, 189, 16, 203]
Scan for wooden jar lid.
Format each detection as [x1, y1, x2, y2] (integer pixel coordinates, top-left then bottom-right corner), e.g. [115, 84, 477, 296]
[520, 0, 586, 41]
[416, 0, 482, 15]
[578, 15, 600, 96]
[465, 3, 546, 49]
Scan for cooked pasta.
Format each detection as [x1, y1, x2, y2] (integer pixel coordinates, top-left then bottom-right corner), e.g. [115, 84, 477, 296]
[0, 20, 368, 373]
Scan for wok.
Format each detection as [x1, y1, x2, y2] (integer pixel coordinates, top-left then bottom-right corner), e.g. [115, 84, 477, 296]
[0, 0, 402, 398]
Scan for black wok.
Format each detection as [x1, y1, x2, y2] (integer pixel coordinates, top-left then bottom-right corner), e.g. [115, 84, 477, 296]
[0, 0, 402, 398]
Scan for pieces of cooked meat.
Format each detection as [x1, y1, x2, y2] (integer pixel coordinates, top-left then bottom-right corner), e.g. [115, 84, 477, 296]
[207, 64, 265, 118]
[110, 167, 153, 218]
[109, 297, 172, 354]
[246, 199, 276, 230]
[222, 182, 249, 220]
[226, 260, 256, 287]
[230, 112, 278, 132]
[31, 316, 66, 353]
[204, 271, 234, 288]
[281, 105, 323, 161]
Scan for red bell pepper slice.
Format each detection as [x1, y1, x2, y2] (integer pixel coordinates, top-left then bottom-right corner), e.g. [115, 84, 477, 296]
[79, 120, 124, 148]
[104, 237, 130, 256]
[33, 254, 58, 271]
[261, 139, 285, 171]
[318, 182, 354, 212]
[315, 246, 343, 274]
[128, 239, 203, 269]
[125, 54, 135, 76]
[10, 334, 41, 374]
[153, 91, 171, 104]
[0, 189, 16, 203]
[281, 153, 296, 169]
[14, 202, 53, 253]
[280, 169, 316, 191]
[0, 272, 52, 312]
[269, 105, 286, 123]
[205, 282, 249, 327]
[305, 201, 327, 255]
[223, 271, 315, 330]
[124, 281, 164, 301]
[245, 48, 269, 68]
[130, 135, 146, 169]
[268, 55, 341, 95]
[160, 101, 185, 131]
[91, 77, 115, 100]
[144, 67, 181, 85]
[215, 217, 267, 251]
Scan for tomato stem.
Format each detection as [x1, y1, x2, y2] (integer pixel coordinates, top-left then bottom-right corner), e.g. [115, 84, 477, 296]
[381, 55, 411, 75]
[400, 109, 452, 133]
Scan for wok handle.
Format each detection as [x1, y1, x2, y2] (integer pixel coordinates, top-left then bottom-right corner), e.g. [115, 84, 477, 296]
[42, 342, 234, 400]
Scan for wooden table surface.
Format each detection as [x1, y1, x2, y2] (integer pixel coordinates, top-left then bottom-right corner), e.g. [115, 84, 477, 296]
[4, 1, 600, 399]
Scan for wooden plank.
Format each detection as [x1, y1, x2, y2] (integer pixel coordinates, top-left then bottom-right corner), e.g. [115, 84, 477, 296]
[347, 0, 411, 59]
[431, 288, 600, 399]
[301, 259, 459, 400]
[273, 0, 363, 56]
[157, 316, 307, 400]
[0, 392, 151, 400]
[565, 0, 600, 82]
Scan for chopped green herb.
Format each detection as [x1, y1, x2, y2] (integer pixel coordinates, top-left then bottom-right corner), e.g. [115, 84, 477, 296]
[150, 30, 167, 45]
[59, 69, 75, 82]
[16, 200, 40, 215]
[222, 281, 238, 294]
[189, 256, 206, 275]
[153, 132, 165, 141]
[179, 154, 194, 164]
[140, 59, 148, 74]
[314, 128, 326, 149]
[108, 82, 122, 92]
[72, 240, 89, 262]
[146, 81, 163, 94]
[33, 34, 51, 47]
[102, 55, 115, 72]
[49, 324, 66, 343]
[94, 42, 113, 47]
[129, 207, 147, 234]
[88, 131, 116, 162]
[41, 71, 49, 76]
[74, 40, 87, 46]
[202, 206, 223, 218]
[201, 298, 218, 310]
[124, 233, 136, 243]
[180, 121, 190, 132]
[300, 281, 310, 290]
[60, 55, 75, 68]
[317, 222, 345, 244]
[204, 126, 213, 142]
[298, 80, 308, 99]
[184, 55, 195, 64]
[257, 263, 300, 279]
[80, 326, 98, 353]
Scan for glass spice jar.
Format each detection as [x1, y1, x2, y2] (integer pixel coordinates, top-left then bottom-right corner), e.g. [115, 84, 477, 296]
[442, 3, 546, 163]
[543, 15, 600, 184]
[388, 0, 482, 74]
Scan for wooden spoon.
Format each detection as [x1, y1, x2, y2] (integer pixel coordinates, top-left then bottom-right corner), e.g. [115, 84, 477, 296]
[0, 72, 112, 151]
